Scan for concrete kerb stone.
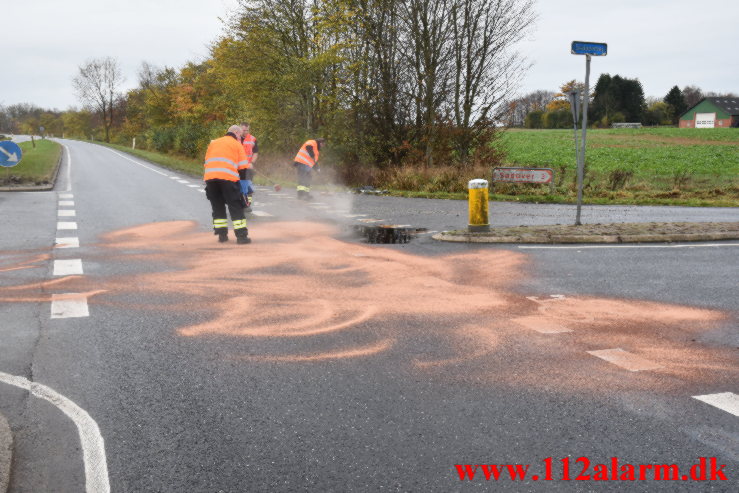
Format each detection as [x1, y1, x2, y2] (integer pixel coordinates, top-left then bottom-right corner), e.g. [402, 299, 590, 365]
[433, 230, 739, 244]
[0, 412, 11, 493]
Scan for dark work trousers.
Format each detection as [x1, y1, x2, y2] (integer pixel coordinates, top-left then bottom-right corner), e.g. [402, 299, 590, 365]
[294, 163, 312, 192]
[205, 179, 246, 231]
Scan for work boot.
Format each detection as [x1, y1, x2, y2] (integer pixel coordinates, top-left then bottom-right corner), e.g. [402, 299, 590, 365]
[236, 229, 251, 244]
[217, 230, 229, 242]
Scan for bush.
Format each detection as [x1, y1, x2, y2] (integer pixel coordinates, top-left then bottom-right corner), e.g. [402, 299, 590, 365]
[525, 110, 544, 129]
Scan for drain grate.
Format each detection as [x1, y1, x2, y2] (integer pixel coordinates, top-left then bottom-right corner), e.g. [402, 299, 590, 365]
[354, 225, 417, 244]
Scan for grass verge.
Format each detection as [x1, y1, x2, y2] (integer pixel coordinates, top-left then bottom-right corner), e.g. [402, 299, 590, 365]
[0, 139, 62, 186]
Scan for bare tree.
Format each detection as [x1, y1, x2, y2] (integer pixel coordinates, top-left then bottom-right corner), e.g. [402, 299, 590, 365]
[449, 0, 535, 159]
[681, 85, 703, 108]
[73, 57, 125, 142]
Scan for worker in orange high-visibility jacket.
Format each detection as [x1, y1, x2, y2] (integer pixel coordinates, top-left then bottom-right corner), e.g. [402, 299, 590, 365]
[293, 138, 325, 201]
[203, 125, 251, 244]
[239, 122, 259, 212]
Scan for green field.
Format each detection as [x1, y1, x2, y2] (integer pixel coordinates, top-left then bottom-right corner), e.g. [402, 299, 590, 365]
[497, 128, 739, 205]
[0, 139, 62, 186]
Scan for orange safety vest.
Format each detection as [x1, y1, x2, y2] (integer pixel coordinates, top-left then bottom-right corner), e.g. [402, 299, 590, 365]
[203, 135, 249, 182]
[242, 134, 257, 166]
[294, 140, 319, 168]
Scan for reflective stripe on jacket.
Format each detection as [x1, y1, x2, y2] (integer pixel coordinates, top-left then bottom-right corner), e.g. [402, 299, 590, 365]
[242, 134, 257, 166]
[293, 140, 319, 168]
[203, 135, 249, 182]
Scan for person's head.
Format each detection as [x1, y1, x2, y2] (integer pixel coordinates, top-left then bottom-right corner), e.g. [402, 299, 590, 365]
[239, 122, 250, 135]
[315, 138, 326, 150]
[227, 125, 243, 139]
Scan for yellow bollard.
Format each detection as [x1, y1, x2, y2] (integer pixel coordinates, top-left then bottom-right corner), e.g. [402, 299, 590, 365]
[468, 179, 490, 232]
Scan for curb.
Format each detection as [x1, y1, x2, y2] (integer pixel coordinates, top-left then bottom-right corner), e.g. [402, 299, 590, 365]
[0, 412, 11, 493]
[432, 231, 739, 244]
[0, 139, 63, 192]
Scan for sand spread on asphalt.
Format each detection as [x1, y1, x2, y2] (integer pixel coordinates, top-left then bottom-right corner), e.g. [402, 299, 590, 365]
[1, 220, 734, 393]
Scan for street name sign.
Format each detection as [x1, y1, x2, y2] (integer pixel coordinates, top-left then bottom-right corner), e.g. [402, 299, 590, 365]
[0, 141, 22, 167]
[571, 41, 607, 56]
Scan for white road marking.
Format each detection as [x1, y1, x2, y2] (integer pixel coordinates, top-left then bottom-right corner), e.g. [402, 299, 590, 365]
[198, 189, 205, 193]
[58, 209, 76, 217]
[512, 316, 573, 334]
[51, 293, 89, 318]
[587, 348, 662, 372]
[55, 237, 80, 248]
[519, 243, 739, 250]
[59, 194, 74, 199]
[250, 210, 273, 217]
[693, 392, 739, 417]
[177, 180, 190, 184]
[59, 200, 75, 206]
[357, 219, 385, 223]
[344, 214, 368, 218]
[57, 222, 78, 230]
[169, 176, 180, 180]
[63, 145, 72, 192]
[0, 371, 111, 493]
[526, 295, 567, 304]
[104, 148, 170, 177]
[54, 259, 84, 276]
[187, 184, 200, 188]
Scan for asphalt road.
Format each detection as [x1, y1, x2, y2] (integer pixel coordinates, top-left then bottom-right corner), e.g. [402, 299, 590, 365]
[0, 139, 737, 492]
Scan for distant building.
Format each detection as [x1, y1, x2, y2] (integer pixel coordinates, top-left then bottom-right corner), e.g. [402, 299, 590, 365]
[679, 97, 739, 128]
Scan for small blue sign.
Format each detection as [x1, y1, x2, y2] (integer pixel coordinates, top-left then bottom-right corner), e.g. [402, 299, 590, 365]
[0, 141, 22, 167]
[571, 41, 607, 56]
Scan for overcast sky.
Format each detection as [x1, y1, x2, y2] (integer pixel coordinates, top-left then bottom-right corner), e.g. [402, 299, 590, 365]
[2, 0, 737, 111]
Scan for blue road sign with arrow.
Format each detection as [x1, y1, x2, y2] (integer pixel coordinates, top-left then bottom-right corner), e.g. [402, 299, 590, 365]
[0, 141, 22, 167]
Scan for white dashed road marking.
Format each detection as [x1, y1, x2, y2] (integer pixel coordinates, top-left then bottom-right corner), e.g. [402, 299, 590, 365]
[512, 316, 573, 334]
[587, 348, 662, 372]
[57, 222, 78, 230]
[0, 372, 110, 493]
[187, 184, 200, 188]
[59, 193, 74, 199]
[51, 293, 90, 318]
[53, 259, 83, 276]
[250, 211, 273, 217]
[59, 200, 75, 206]
[693, 392, 739, 417]
[55, 237, 80, 249]
[58, 209, 76, 217]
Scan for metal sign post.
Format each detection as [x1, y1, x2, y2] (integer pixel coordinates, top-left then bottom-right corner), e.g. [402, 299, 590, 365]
[568, 90, 581, 203]
[571, 41, 606, 225]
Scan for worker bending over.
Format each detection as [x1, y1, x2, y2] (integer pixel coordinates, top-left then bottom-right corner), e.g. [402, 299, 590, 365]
[293, 138, 325, 201]
[203, 125, 251, 244]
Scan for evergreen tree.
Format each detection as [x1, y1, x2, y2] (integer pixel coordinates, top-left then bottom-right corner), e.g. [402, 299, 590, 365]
[664, 86, 687, 124]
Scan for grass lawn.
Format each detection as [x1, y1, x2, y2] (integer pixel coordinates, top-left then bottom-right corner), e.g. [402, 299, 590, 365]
[0, 139, 62, 186]
[494, 127, 739, 206]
